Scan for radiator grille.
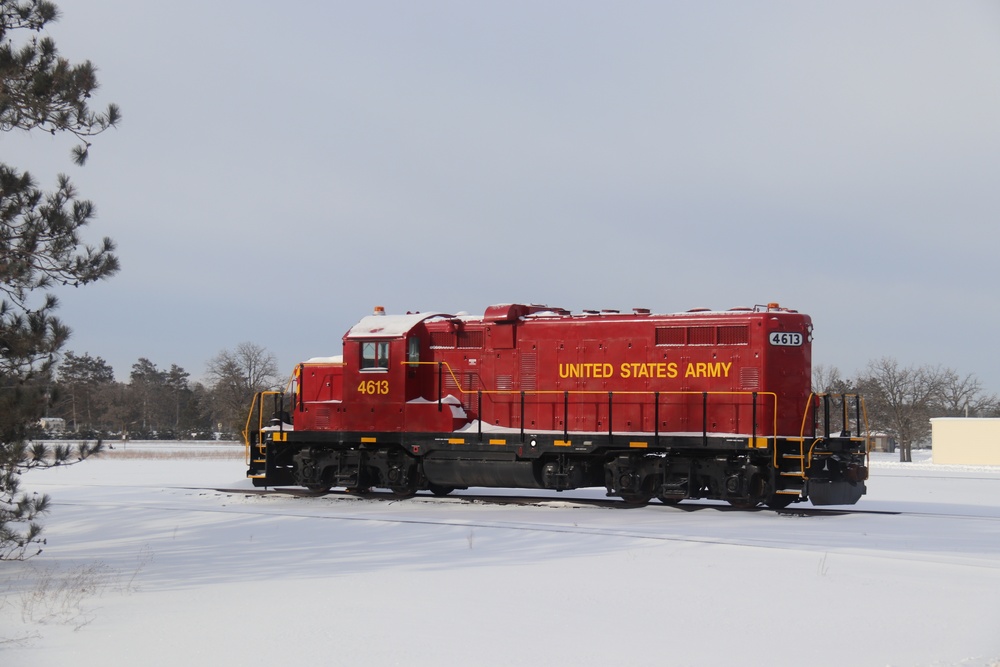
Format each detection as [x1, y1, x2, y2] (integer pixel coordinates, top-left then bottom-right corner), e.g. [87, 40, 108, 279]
[657, 324, 749, 346]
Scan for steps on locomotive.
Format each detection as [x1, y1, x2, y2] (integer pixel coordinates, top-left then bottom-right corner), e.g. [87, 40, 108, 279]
[778, 438, 806, 473]
[248, 442, 268, 479]
[773, 437, 807, 497]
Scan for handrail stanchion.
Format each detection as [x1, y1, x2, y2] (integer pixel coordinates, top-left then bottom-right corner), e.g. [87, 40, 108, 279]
[812, 394, 818, 438]
[478, 390, 483, 442]
[437, 361, 443, 411]
[654, 391, 660, 448]
[702, 392, 708, 447]
[563, 391, 569, 441]
[854, 394, 861, 439]
[823, 394, 831, 439]
[841, 393, 849, 436]
[520, 391, 525, 442]
[608, 391, 614, 445]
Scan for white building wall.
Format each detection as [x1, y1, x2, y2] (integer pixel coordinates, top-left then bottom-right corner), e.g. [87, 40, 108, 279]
[931, 418, 1000, 465]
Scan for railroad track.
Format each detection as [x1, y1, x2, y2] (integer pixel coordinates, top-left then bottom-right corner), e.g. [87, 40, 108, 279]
[211, 486, 906, 517]
[46, 482, 1000, 524]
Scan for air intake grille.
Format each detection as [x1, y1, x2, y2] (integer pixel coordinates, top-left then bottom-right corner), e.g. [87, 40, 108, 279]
[457, 331, 483, 348]
[717, 325, 749, 345]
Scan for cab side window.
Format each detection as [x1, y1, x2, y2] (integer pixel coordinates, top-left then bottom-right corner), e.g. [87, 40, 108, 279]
[361, 341, 389, 370]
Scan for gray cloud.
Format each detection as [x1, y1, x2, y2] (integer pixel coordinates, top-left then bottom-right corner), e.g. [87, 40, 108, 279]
[5, 0, 997, 388]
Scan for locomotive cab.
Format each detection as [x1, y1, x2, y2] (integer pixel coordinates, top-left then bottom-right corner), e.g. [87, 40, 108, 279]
[339, 310, 467, 434]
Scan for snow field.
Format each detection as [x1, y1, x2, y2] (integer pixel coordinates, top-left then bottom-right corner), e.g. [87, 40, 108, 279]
[1, 450, 998, 666]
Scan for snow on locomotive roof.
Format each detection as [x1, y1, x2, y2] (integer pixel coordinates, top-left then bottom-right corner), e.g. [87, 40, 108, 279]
[304, 355, 344, 364]
[346, 312, 451, 338]
[518, 306, 799, 320]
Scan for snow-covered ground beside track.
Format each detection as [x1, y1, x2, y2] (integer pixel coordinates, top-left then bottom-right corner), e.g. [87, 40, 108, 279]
[2, 448, 998, 666]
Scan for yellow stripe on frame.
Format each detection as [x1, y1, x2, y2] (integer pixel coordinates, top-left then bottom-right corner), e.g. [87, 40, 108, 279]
[629, 441, 648, 448]
[554, 439, 572, 447]
[447, 438, 465, 445]
[488, 439, 507, 446]
[360, 437, 377, 443]
[750, 437, 769, 449]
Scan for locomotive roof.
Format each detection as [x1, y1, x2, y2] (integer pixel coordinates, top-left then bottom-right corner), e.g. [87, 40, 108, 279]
[345, 312, 450, 339]
[346, 303, 802, 339]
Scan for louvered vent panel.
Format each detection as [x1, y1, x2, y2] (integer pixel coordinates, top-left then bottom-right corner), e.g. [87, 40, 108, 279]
[655, 327, 686, 346]
[688, 326, 716, 345]
[717, 325, 749, 345]
[456, 331, 484, 348]
[520, 352, 537, 391]
[740, 367, 760, 390]
[462, 372, 477, 411]
[430, 332, 454, 348]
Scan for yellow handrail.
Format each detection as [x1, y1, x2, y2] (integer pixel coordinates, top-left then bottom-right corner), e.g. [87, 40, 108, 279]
[402, 360, 779, 439]
[796, 392, 872, 469]
[243, 390, 282, 465]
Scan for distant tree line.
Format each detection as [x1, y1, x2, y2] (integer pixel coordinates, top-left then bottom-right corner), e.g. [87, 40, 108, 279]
[37, 349, 1000, 457]
[31, 342, 282, 442]
[814, 358, 999, 463]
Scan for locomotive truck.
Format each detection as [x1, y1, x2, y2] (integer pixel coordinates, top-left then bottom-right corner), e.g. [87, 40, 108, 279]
[244, 302, 869, 508]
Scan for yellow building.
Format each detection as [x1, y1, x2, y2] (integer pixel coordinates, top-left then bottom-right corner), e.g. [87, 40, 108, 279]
[931, 418, 1000, 465]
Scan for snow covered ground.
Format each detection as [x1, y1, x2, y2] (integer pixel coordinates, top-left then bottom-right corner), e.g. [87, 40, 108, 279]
[2, 445, 999, 666]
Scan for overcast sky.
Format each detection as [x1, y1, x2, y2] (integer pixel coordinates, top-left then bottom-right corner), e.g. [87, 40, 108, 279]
[6, 1, 1000, 390]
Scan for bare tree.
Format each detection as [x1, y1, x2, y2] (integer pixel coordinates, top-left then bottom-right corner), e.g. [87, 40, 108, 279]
[857, 358, 946, 462]
[937, 369, 998, 418]
[812, 363, 852, 394]
[206, 343, 281, 435]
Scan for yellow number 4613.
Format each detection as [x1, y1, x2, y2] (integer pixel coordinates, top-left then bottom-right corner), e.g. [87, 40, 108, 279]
[358, 379, 389, 395]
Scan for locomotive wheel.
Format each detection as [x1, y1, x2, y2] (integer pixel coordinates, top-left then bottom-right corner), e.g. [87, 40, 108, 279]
[387, 467, 419, 499]
[620, 492, 652, 506]
[658, 495, 682, 505]
[428, 484, 455, 497]
[304, 484, 332, 494]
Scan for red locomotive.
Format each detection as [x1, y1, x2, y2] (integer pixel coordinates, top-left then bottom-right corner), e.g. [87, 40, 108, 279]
[245, 302, 869, 507]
